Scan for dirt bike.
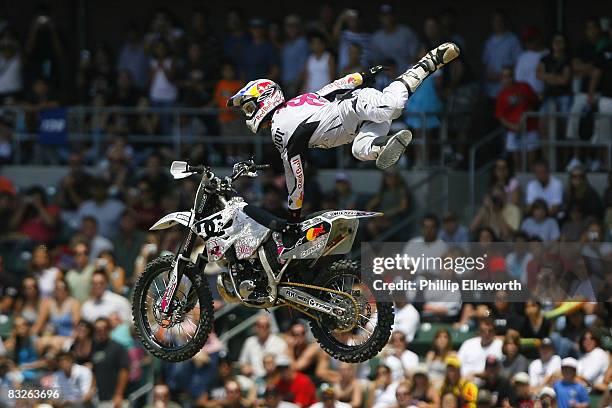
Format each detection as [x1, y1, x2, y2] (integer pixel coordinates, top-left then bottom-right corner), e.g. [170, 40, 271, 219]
[132, 159, 394, 363]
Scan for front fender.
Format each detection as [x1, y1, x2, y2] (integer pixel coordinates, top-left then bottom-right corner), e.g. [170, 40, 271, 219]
[150, 211, 192, 230]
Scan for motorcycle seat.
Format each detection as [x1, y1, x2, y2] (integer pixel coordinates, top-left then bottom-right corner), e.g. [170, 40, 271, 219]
[243, 205, 287, 232]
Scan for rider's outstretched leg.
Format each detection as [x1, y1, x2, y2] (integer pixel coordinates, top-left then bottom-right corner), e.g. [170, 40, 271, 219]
[350, 42, 460, 169]
[397, 42, 460, 95]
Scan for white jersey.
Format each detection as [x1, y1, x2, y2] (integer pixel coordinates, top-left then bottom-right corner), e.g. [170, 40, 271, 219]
[271, 73, 364, 211]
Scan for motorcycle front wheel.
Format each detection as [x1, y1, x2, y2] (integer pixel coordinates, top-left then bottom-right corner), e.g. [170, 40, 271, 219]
[132, 255, 214, 362]
[308, 259, 394, 363]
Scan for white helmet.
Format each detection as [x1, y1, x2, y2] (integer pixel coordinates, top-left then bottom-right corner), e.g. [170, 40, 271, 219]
[227, 79, 285, 133]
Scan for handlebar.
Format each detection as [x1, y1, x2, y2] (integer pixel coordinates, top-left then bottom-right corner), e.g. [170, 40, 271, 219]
[252, 164, 271, 171]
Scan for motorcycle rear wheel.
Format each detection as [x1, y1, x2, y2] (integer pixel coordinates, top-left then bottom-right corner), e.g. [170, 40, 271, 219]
[308, 259, 394, 363]
[132, 255, 214, 362]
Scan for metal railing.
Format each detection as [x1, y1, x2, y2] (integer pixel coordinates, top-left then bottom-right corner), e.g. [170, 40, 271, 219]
[3, 105, 469, 168]
[468, 111, 612, 217]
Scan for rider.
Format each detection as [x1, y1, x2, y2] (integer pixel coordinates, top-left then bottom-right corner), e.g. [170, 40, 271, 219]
[227, 42, 460, 224]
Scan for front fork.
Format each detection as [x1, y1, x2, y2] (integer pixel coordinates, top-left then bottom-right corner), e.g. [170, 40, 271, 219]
[160, 229, 197, 314]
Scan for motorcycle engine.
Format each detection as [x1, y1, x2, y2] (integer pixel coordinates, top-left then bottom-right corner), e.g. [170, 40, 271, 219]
[229, 259, 269, 300]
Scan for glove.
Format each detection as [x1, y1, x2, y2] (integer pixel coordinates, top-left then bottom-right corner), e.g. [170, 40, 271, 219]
[360, 65, 385, 86]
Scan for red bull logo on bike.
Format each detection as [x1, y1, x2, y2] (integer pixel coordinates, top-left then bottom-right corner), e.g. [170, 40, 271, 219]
[306, 223, 330, 241]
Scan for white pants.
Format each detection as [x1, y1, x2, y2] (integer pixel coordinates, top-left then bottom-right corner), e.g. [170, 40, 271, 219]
[338, 81, 408, 160]
[594, 96, 612, 142]
[566, 93, 589, 139]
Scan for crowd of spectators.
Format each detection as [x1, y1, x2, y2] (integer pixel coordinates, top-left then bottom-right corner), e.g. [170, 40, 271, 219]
[0, 5, 609, 169]
[0, 140, 611, 407]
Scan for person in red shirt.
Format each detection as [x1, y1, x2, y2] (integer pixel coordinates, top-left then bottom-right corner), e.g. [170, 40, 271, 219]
[275, 356, 317, 408]
[9, 186, 60, 244]
[495, 66, 540, 169]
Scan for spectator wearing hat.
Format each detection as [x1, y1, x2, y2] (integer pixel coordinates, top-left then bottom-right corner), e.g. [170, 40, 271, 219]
[513, 372, 534, 408]
[410, 364, 440, 407]
[440, 356, 478, 408]
[264, 384, 299, 408]
[457, 318, 503, 379]
[280, 15, 309, 98]
[479, 355, 518, 407]
[552, 358, 589, 408]
[370, 4, 419, 72]
[515, 27, 548, 97]
[529, 338, 562, 392]
[577, 329, 609, 392]
[536, 387, 557, 408]
[310, 383, 350, 408]
[274, 355, 317, 408]
[243, 18, 279, 81]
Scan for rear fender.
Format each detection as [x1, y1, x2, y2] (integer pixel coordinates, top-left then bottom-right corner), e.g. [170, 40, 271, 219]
[150, 211, 192, 230]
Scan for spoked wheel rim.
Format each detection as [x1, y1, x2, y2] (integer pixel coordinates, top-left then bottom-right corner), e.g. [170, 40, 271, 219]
[141, 268, 202, 351]
[318, 272, 380, 348]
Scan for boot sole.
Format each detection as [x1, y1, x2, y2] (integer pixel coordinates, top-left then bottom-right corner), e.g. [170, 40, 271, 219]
[376, 130, 413, 169]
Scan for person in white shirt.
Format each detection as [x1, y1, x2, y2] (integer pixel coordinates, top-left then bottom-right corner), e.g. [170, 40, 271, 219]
[0, 38, 22, 97]
[53, 351, 94, 406]
[383, 331, 419, 381]
[239, 314, 288, 378]
[371, 364, 400, 408]
[457, 318, 503, 379]
[577, 329, 610, 392]
[514, 27, 548, 96]
[525, 159, 564, 216]
[393, 300, 420, 342]
[528, 337, 562, 390]
[403, 214, 449, 277]
[149, 39, 177, 104]
[81, 270, 131, 323]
